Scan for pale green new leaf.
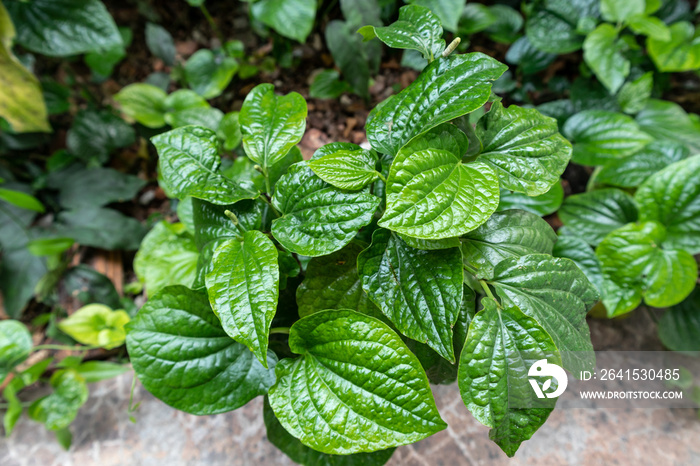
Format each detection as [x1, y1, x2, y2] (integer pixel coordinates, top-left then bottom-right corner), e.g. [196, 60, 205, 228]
[114, 83, 168, 128]
[475, 102, 571, 196]
[600, 0, 645, 22]
[583, 24, 630, 94]
[268, 310, 447, 454]
[240, 84, 307, 170]
[250, 0, 317, 43]
[126, 285, 277, 415]
[308, 147, 379, 190]
[205, 231, 279, 367]
[58, 304, 130, 349]
[647, 22, 700, 72]
[357, 228, 463, 361]
[272, 163, 380, 256]
[152, 126, 258, 205]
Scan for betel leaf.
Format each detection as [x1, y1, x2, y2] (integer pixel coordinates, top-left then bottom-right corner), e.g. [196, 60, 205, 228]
[271, 163, 380, 257]
[309, 69, 351, 99]
[192, 198, 262, 249]
[597, 140, 689, 188]
[552, 235, 604, 294]
[379, 123, 499, 239]
[634, 155, 700, 254]
[647, 21, 700, 72]
[475, 102, 571, 196]
[458, 297, 559, 457]
[56, 207, 146, 250]
[635, 99, 700, 153]
[0, 320, 32, 381]
[616, 72, 653, 115]
[152, 126, 258, 205]
[497, 182, 564, 217]
[133, 221, 199, 295]
[184, 49, 238, 99]
[66, 110, 136, 165]
[409, 0, 464, 32]
[398, 234, 460, 251]
[627, 15, 671, 41]
[27, 370, 88, 431]
[558, 189, 638, 246]
[562, 110, 652, 166]
[263, 397, 396, 466]
[47, 165, 146, 209]
[483, 5, 523, 44]
[461, 210, 558, 280]
[296, 242, 379, 318]
[250, 0, 317, 43]
[357, 228, 463, 361]
[205, 231, 279, 367]
[358, 5, 445, 62]
[525, 0, 599, 54]
[600, 0, 645, 22]
[504, 36, 557, 75]
[7, 0, 122, 57]
[58, 304, 130, 349]
[596, 222, 698, 312]
[126, 285, 277, 415]
[267, 310, 447, 454]
[366, 53, 507, 156]
[658, 289, 700, 352]
[459, 3, 497, 35]
[326, 20, 374, 100]
[167, 107, 223, 131]
[583, 24, 630, 94]
[308, 146, 379, 190]
[240, 84, 307, 171]
[114, 83, 168, 128]
[489, 254, 598, 373]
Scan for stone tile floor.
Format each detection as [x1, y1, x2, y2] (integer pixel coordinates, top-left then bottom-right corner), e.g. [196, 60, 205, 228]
[2, 312, 699, 466]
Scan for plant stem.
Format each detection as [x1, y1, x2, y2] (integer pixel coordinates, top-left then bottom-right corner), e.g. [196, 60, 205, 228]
[32, 344, 98, 352]
[463, 264, 478, 276]
[479, 280, 500, 307]
[376, 171, 387, 184]
[269, 327, 290, 335]
[0, 401, 33, 408]
[259, 194, 282, 218]
[200, 4, 225, 45]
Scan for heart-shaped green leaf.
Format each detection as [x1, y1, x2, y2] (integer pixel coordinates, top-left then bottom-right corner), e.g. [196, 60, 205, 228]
[268, 310, 447, 454]
[648, 21, 700, 72]
[126, 285, 277, 415]
[205, 231, 279, 367]
[658, 290, 700, 352]
[525, 0, 599, 54]
[497, 182, 564, 217]
[358, 228, 463, 361]
[559, 189, 639, 246]
[379, 124, 499, 239]
[114, 83, 167, 128]
[489, 254, 598, 373]
[462, 210, 558, 279]
[192, 198, 262, 249]
[583, 24, 630, 95]
[272, 163, 380, 256]
[240, 84, 307, 171]
[636, 99, 700, 153]
[563, 110, 652, 166]
[596, 140, 689, 188]
[308, 147, 379, 190]
[458, 297, 559, 457]
[366, 53, 507, 156]
[552, 235, 604, 294]
[152, 126, 258, 205]
[475, 102, 571, 196]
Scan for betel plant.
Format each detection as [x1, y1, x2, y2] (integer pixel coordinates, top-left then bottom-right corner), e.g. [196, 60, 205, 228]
[126, 6, 598, 459]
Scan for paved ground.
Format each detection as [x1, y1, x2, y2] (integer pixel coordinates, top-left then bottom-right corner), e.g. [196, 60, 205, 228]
[2, 312, 700, 466]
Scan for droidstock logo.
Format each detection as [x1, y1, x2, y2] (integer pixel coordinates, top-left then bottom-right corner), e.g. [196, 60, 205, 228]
[528, 359, 568, 399]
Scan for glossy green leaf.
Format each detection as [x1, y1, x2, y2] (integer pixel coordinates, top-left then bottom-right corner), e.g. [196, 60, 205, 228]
[409, 0, 465, 32]
[308, 147, 379, 190]
[134, 221, 199, 295]
[7, 0, 122, 57]
[552, 235, 604, 294]
[184, 49, 238, 99]
[475, 102, 571, 196]
[358, 5, 445, 61]
[240, 84, 307, 170]
[398, 234, 461, 251]
[484, 5, 523, 44]
[647, 21, 700, 72]
[504, 36, 557, 75]
[490, 254, 598, 373]
[627, 15, 671, 40]
[596, 222, 698, 312]
[205, 231, 279, 367]
[525, 0, 599, 54]
[272, 163, 380, 256]
[634, 155, 700, 254]
[458, 4, 497, 35]
[0, 188, 44, 213]
[192, 198, 262, 249]
[583, 24, 629, 94]
[58, 304, 130, 349]
[0, 320, 32, 381]
[28, 370, 88, 431]
[47, 165, 146, 209]
[167, 106, 223, 131]
[458, 297, 559, 457]
[635, 99, 700, 153]
[126, 285, 277, 415]
[616, 72, 653, 115]
[658, 289, 700, 352]
[563, 110, 652, 166]
[114, 83, 168, 128]
[263, 397, 396, 466]
[218, 112, 242, 151]
[462, 210, 558, 280]
[309, 69, 351, 99]
[250, 0, 317, 43]
[597, 140, 689, 188]
[366, 53, 507, 156]
[66, 110, 135, 165]
[152, 126, 258, 205]
[358, 228, 463, 361]
[268, 310, 447, 454]
[56, 207, 146, 250]
[296, 242, 379, 318]
[379, 124, 499, 239]
[497, 182, 564, 217]
[559, 189, 638, 246]
[600, 0, 644, 22]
